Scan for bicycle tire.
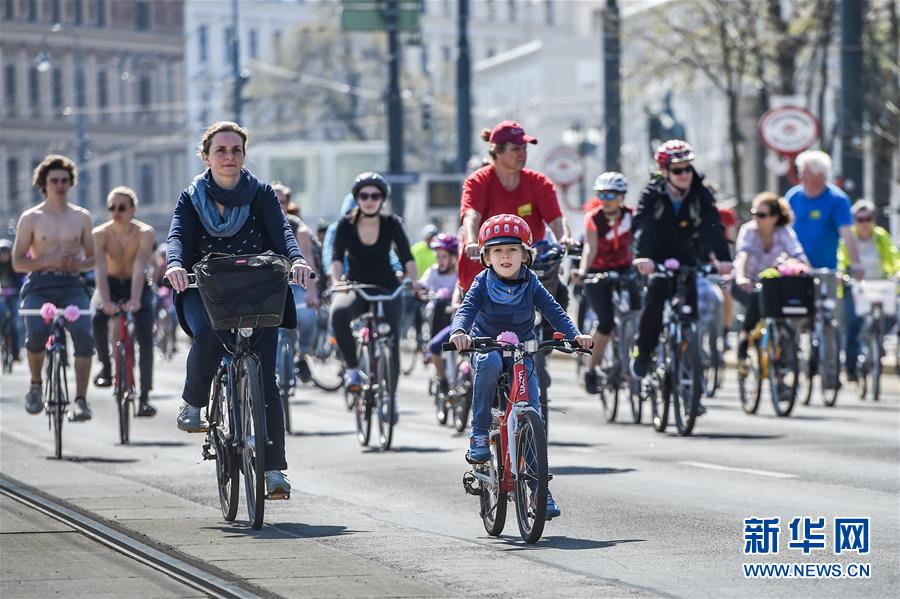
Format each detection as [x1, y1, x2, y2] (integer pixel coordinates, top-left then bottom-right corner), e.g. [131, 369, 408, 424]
[738, 342, 763, 415]
[480, 431, 507, 537]
[277, 341, 293, 434]
[209, 370, 239, 521]
[401, 341, 419, 376]
[115, 343, 130, 445]
[798, 326, 816, 406]
[240, 357, 267, 530]
[820, 321, 841, 407]
[431, 378, 449, 425]
[649, 368, 670, 433]
[618, 317, 642, 424]
[672, 327, 701, 436]
[376, 345, 395, 451]
[870, 326, 882, 402]
[355, 345, 372, 446]
[453, 370, 473, 433]
[47, 349, 65, 459]
[769, 322, 799, 417]
[514, 410, 548, 544]
[309, 334, 344, 392]
[598, 370, 618, 423]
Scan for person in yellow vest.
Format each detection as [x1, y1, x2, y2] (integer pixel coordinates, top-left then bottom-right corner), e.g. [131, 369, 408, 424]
[411, 224, 438, 277]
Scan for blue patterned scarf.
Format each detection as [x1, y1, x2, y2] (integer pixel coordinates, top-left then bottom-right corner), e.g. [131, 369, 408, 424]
[485, 267, 528, 305]
[189, 168, 259, 238]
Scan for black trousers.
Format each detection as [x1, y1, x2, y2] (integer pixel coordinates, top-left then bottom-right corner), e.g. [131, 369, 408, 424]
[583, 270, 641, 336]
[635, 273, 698, 356]
[92, 278, 154, 393]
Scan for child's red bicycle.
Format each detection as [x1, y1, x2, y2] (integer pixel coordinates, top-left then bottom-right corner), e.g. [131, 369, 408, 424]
[444, 333, 589, 544]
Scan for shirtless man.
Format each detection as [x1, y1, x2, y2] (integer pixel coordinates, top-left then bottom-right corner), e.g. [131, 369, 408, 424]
[12, 155, 95, 420]
[92, 186, 157, 417]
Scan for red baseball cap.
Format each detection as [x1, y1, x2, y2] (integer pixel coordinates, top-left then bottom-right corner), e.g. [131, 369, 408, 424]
[489, 120, 537, 145]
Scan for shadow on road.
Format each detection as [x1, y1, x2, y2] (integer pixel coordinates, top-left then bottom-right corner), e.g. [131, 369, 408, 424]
[203, 522, 360, 539]
[497, 536, 646, 551]
[684, 432, 782, 441]
[549, 441, 604, 448]
[125, 441, 189, 448]
[289, 430, 355, 437]
[53, 456, 139, 464]
[550, 466, 635, 476]
[366, 446, 451, 454]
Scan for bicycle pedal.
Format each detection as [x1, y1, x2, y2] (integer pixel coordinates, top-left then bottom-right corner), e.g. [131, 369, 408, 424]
[464, 452, 487, 465]
[267, 491, 290, 500]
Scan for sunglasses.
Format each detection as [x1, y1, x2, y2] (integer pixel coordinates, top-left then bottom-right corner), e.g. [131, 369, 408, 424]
[357, 192, 383, 201]
[751, 208, 774, 218]
[669, 166, 691, 175]
[107, 204, 128, 213]
[854, 215, 873, 223]
[596, 191, 620, 201]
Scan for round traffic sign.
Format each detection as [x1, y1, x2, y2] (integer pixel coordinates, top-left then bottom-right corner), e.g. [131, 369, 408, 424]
[758, 106, 820, 155]
[543, 146, 584, 187]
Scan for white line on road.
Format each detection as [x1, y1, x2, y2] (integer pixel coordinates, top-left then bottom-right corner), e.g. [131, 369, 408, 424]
[678, 461, 798, 479]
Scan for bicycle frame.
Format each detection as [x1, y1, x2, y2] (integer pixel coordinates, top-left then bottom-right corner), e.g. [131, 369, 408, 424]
[113, 310, 136, 396]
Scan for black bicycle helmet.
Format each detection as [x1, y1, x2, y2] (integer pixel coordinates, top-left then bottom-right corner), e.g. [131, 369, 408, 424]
[351, 172, 391, 200]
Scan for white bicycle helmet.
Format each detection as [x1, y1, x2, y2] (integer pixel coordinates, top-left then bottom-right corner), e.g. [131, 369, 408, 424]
[592, 172, 628, 193]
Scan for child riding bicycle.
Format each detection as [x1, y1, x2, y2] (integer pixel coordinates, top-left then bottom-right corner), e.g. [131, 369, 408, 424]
[449, 214, 592, 519]
[422, 233, 460, 394]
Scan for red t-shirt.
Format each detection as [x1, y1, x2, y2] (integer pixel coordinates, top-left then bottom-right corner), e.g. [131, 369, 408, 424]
[457, 166, 563, 290]
[584, 206, 634, 271]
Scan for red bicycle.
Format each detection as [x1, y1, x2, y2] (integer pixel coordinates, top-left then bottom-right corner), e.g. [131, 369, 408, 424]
[444, 333, 588, 544]
[111, 305, 137, 445]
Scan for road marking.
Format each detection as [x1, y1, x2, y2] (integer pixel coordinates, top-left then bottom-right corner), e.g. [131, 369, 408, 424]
[678, 461, 797, 479]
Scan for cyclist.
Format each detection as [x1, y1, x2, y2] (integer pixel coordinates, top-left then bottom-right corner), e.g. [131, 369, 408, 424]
[0, 238, 23, 363]
[449, 215, 592, 520]
[421, 233, 460, 395]
[786, 150, 862, 274]
[91, 186, 157, 417]
[329, 172, 420, 421]
[838, 199, 900, 382]
[573, 172, 639, 394]
[732, 192, 809, 367]
[13, 154, 95, 420]
[411, 224, 438, 277]
[629, 140, 732, 406]
[165, 121, 313, 497]
[272, 181, 320, 382]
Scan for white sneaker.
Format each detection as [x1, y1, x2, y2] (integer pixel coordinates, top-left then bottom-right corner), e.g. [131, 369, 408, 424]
[176, 401, 205, 432]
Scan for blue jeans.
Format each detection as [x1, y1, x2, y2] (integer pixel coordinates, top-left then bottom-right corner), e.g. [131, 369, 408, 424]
[20, 273, 93, 357]
[291, 286, 317, 354]
[471, 351, 541, 437]
[181, 290, 286, 471]
[844, 291, 862, 376]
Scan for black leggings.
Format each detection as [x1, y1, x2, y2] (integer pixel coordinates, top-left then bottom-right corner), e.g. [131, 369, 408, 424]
[636, 273, 698, 356]
[583, 271, 641, 336]
[330, 290, 403, 395]
[92, 279, 154, 393]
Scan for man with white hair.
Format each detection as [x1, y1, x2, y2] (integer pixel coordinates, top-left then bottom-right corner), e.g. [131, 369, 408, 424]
[786, 150, 862, 274]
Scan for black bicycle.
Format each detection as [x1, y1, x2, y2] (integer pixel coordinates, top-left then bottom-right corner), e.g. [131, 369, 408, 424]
[111, 305, 137, 445]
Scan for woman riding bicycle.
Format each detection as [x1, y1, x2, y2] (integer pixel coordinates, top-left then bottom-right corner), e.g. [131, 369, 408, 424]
[165, 121, 313, 497]
[450, 215, 591, 520]
[732, 192, 809, 368]
[573, 172, 639, 394]
[329, 172, 420, 419]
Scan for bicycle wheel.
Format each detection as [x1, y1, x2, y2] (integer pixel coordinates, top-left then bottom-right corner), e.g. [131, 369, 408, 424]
[617, 317, 642, 424]
[514, 410, 548, 543]
[869, 325, 883, 402]
[480, 430, 507, 537]
[208, 370, 239, 521]
[820, 321, 841, 407]
[376, 345, 395, 451]
[700, 322, 722, 398]
[648, 368, 670, 433]
[672, 328, 701, 436]
[769, 323, 799, 417]
[310, 333, 344, 392]
[355, 345, 372, 446]
[797, 326, 816, 406]
[115, 343, 130, 445]
[598, 366, 619, 423]
[738, 342, 763, 415]
[240, 357, 267, 530]
[452, 370, 473, 433]
[277, 341, 293, 434]
[47, 350, 65, 459]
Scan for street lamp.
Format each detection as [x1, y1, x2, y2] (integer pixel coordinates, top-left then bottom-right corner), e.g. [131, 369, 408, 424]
[562, 122, 602, 203]
[34, 22, 89, 205]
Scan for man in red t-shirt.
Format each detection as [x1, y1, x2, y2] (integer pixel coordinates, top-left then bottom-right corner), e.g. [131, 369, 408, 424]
[458, 121, 572, 291]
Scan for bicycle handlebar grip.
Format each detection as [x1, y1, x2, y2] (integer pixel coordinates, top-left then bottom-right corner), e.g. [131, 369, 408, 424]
[441, 342, 457, 352]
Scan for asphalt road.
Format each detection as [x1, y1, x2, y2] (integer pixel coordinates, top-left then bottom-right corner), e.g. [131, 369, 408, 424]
[1, 344, 897, 598]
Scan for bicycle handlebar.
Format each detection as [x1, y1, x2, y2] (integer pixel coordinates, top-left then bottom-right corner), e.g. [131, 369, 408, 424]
[331, 280, 413, 303]
[441, 336, 590, 356]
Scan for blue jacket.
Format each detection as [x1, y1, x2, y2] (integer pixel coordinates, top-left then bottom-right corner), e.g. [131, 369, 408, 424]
[451, 268, 580, 341]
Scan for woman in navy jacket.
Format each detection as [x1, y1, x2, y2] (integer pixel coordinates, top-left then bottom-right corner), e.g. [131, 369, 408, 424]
[165, 121, 313, 496]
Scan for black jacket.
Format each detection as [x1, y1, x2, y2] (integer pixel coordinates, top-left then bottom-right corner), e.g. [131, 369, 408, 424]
[631, 171, 731, 266]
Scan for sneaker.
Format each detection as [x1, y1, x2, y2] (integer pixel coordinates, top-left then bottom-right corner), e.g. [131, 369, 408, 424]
[696, 402, 707, 417]
[296, 357, 312, 383]
[630, 351, 652, 379]
[344, 368, 362, 392]
[584, 368, 599, 394]
[25, 383, 43, 414]
[545, 489, 561, 520]
[68, 397, 92, 422]
[176, 401, 205, 432]
[136, 392, 157, 418]
[93, 368, 112, 388]
[265, 470, 291, 497]
[467, 434, 490, 463]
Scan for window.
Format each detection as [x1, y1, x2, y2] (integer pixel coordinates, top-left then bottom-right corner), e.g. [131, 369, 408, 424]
[4, 0, 14, 20]
[51, 0, 60, 23]
[51, 68, 63, 114]
[4, 64, 16, 114]
[73, 0, 82, 25]
[486, 0, 496, 21]
[99, 163, 111, 202]
[96, 69, 107, 114]
[198, 25, 208, 62]
[273, 30, 282, 62]
[28, 67, 39, 116]
[544, 0, 554, 25]
[140, 163, 154, 205]
[27, 0, 36, 22]
[135, 0, 150, 30]
[139, 74, 151, 108]
[7, 159, 19, 207]
[508, 0, 517, 23]
[249, 29, 258, 59]
[95, 0, 105, 27]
